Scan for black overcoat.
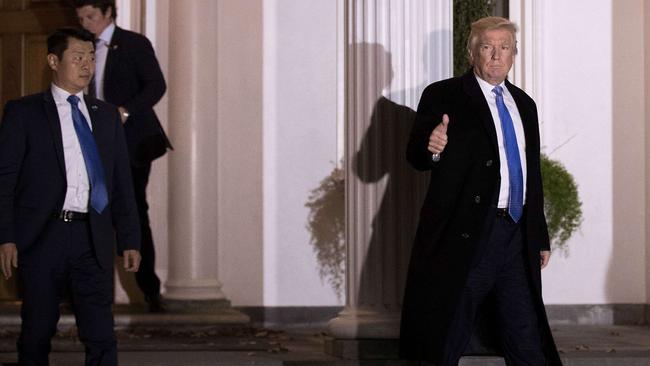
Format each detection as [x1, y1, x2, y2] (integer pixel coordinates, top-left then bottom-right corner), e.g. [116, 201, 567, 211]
[104, 27, 172, 165]
[398, 70, 562, 365]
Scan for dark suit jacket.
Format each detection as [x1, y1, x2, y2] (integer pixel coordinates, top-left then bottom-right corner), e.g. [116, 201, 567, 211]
[0, 91, 141, 269]
[103, 26, 172, 166]
[399, 70, 561, 365]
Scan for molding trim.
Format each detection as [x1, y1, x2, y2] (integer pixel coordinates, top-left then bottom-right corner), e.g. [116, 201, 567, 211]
[236, 306, 343, 326]
[546, 304, 649, 326]
[245, 305, 649, 327]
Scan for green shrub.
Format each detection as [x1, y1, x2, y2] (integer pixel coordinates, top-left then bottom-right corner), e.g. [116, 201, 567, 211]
[541, 154, 583, 252]
[453, 0, 495, 76]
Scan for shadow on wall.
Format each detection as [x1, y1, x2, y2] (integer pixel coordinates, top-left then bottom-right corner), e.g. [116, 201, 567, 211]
[305, 31, 454, 307]
[306, 166, 345, 300]
[353, 43, 427, 311]
[305, 41, 432, 306]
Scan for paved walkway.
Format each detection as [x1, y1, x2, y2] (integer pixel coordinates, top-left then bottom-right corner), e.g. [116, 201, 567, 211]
[0, 324, 649, 365]
[0, 302, 648, 365]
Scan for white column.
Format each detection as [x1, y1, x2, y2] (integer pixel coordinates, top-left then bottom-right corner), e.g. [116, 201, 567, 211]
[115, 0, 141, 32]
[328, 0, 452, 339]
[509, 0, 544, 142]
[164, 0, 225, 301]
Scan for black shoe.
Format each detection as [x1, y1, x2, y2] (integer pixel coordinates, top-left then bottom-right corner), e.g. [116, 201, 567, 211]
[145, 294, 166, 313]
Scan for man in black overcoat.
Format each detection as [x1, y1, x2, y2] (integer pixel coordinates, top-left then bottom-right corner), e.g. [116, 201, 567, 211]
[75, 0, 172, 312]
[399, 17, 562, 366]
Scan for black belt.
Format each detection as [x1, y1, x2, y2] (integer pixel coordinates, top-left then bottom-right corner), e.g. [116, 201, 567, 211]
[495, 207, 509, 218]
[55, 210, 89, 222]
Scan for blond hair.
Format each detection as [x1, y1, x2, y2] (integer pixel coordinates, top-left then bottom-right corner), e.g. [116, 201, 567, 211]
[467, 16, 518, 65]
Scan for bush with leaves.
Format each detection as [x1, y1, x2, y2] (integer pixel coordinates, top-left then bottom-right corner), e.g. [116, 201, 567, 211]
[540, 154, 583, 252]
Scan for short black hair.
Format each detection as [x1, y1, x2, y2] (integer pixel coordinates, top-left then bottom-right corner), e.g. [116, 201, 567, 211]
[72, 0, 117, 20]
[47, 28, 95, 59]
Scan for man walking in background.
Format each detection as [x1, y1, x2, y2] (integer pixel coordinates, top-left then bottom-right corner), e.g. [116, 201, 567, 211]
[75, 0, 172, 312]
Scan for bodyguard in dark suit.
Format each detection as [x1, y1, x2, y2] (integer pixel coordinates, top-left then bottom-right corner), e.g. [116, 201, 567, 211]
[399, 17, 562, 366]
[75, 0, 172, 312]
[0, 28, 141, 365]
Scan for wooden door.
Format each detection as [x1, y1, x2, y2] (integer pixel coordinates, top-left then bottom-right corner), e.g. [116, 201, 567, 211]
[0, 0, 77, 300]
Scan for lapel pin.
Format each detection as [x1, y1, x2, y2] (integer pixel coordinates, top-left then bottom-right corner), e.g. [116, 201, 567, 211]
[110, 44, 118, 50]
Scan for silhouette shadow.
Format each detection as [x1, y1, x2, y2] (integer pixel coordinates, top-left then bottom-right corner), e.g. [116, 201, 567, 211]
[353, 39, 500, 357]
[353, 42, 427, 318]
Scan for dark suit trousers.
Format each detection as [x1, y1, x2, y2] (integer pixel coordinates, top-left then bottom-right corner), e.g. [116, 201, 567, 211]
[438, 215, 545, 366]
[18, 219, 116, 366]
[131, 162, 161, 299]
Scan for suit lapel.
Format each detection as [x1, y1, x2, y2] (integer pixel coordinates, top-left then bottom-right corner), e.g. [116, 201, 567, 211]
[461, 71, 499, 155]
[505, 80, 537, 165]
[103, 27, 121, 88]
[84, 95, 109, 169]
[43, 91, 66, 178]
[85, 95, 100, 133]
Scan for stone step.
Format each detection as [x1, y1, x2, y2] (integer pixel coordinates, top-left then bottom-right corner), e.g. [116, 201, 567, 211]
[0, 303, 648, 366]
[0, 302, 250, 330]
[2, 353, 650, 366]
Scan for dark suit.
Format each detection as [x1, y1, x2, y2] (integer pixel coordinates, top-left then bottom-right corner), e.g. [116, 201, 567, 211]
[0, 91, 140, 365]
[399, 71, 562, 365]
[100, 26, 171, 300]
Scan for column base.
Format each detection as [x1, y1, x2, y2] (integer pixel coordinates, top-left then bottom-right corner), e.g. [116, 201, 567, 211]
[164, 298, 231, 313]
[327, 307, 401, 339]
[164, 278, 226, 300]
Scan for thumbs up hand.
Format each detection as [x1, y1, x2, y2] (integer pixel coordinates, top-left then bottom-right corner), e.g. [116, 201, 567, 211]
[428, 114, 450, 155]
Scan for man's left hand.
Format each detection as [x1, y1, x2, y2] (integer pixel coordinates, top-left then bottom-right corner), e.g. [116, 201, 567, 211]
[540, 250, 551, 269]
[123, 250, 141, 272]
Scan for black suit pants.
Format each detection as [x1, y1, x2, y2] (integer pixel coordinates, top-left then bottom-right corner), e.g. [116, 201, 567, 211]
[17, 219, 116, 366]
[131, 162, 161, 299]
[439, 215, 545, 366]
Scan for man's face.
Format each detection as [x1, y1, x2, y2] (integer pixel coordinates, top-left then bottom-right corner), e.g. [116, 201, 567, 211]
[48, 38, 95, 94]
[76, 5, 113, 36]
[471, 28, 515, 85]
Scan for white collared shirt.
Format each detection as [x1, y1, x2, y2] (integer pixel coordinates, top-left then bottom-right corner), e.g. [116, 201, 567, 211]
[475, 75, 528, 207]
[51, 84, 93, 213]
[94, 22, 116, 100]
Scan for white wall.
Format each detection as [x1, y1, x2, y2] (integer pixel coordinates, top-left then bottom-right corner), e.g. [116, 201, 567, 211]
[116, 0, 649, 308]
[645, 0, 650, 305]
[263, 0, 343, 305]
[611, 0, 646, 304]
[539, 0, 647, 304]
[216, 0, 264, 306]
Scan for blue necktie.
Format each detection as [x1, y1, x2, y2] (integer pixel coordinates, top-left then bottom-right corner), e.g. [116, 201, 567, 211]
[492, 86, 523, 222]
[67, 95, 109, 214]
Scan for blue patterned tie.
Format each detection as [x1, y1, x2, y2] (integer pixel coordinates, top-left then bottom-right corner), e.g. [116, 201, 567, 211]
[492, 86, 523, 222]
[67, 95, 109, 214]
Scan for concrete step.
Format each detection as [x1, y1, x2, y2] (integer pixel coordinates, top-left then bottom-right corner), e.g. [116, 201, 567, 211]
[0, 302, 250, 329]
[0, 303, 649, 366]
[2, 353, 650, 366]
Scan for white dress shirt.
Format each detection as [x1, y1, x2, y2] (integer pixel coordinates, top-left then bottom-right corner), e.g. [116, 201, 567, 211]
[475, 75, 527, 208]
[93, 22, 116, 101]
[51, 84, 93, 213]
